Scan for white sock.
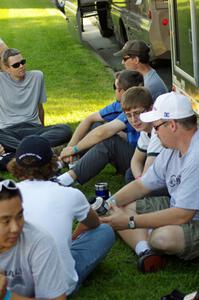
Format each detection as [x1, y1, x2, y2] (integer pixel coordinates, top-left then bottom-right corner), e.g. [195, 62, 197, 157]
[57, 172, 74, 186]
[135, 240, 151, 256]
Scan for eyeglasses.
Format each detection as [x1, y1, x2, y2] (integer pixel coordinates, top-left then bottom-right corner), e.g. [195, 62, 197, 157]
[125, 109, 146, 120]
[10, 59, 26, 69]
[0, 179, 18, 192]
[154, 121, 167, 131]
[122, 56, 131, 62]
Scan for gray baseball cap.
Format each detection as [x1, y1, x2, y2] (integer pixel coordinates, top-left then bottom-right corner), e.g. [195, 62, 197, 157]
[114, 40, 150, 57]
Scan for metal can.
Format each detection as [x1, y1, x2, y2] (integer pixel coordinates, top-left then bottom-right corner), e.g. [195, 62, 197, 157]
[95, 182, 109, 200]
[91, 196, 108, 216]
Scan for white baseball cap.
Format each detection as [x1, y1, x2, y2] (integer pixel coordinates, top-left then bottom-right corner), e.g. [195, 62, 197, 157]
[140, 92, 195, 123]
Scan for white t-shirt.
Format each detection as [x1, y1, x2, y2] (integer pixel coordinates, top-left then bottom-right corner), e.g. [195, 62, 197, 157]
[17, 180, 90, 295]
[0, 222, 67, 298]
[137, 129, 163, 156]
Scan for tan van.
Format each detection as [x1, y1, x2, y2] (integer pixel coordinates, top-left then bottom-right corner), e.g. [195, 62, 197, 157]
[111, 0, 170, 60]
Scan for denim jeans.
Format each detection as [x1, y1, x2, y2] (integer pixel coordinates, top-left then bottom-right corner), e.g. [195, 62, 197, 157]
[70, 224, 115, 294]
[3, 291, 12, 300]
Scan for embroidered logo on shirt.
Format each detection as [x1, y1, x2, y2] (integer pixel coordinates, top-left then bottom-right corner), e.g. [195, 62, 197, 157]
[168, 175, 181, 187]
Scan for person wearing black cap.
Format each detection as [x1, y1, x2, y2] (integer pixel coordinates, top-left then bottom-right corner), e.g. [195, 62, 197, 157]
[114, 40, 168, 102]
[7, 135, 115, 296]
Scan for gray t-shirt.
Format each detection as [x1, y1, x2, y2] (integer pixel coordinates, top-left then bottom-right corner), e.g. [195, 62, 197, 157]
[144, 68, 168, 102]
[0, 71, 47, 129]
[0, 222, 68, 298]
[142, 129, 199, 221]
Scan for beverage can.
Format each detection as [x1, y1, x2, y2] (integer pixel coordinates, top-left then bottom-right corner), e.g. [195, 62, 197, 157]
[95, 182, 109, 200]
[91, 196, 108, 216]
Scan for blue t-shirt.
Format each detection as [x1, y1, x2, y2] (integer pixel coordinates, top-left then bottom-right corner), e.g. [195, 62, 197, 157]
[117, 112, 140, 147]
[99, 101, 122, 122]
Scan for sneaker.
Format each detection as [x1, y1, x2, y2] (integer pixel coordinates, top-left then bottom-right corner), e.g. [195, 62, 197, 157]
[0, 152, 15, 171]
[138, 249, 166, 273]
[161, 289, 185, 300]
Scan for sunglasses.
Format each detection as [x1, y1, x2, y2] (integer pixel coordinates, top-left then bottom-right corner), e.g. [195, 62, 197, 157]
[0, 179, 18, 192]
[113, 83, 122, 91]
[122, 56, 131, 62]
[10, 59, 26, 69]
[153, 121, 168, 131]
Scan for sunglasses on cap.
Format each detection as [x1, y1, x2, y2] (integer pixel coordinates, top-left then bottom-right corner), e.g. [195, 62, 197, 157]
[10, 59, 26, 69]
[0, 179, 18, 192]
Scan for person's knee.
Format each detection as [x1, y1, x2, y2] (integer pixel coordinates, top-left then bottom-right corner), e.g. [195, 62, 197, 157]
[59, 124, 72, 138]
[149, 228, 174, 252]
[96, 224, 115, 245]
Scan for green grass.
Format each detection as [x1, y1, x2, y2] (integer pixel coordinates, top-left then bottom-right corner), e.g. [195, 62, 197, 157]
[0, 1, 199, 299]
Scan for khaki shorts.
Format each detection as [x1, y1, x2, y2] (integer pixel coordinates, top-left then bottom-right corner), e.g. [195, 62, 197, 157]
[136, 196, 199, 260]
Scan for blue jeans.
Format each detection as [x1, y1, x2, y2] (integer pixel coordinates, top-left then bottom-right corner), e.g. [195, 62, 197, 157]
[70, 224, 115, 294]
[3, 291, 12, 300]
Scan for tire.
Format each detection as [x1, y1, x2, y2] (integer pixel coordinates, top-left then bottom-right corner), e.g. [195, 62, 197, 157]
[55, 0, 65, 14]
[76, 8, 83, 42]
[119, 19, 128, 45]
[97, 1, 113, 38]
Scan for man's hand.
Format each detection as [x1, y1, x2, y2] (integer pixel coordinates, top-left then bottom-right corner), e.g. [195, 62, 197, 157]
[100, 204, 129, 231]
[0, 273, 7, 300]
[60, 147, 76, 163]
[0, 145, 5, 156]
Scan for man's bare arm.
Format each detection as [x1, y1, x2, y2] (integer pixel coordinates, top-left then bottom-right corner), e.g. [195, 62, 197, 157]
[131, 148, 147, 179]
[68, 112, 104, 147]
[101, 205, 196, 231]
[60, 119, 125, 161]
[112, 179, 151, 207]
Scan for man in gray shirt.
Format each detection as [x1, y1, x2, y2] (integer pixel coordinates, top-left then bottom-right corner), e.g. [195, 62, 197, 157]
[0, 179, 67, 300]
[114, 40, 168, 102]
[101, 92, 199, 273]
[0, 48, 72, 152]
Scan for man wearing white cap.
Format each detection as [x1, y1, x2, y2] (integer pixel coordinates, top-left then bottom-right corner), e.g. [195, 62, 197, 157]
[101, 92, 199, 273]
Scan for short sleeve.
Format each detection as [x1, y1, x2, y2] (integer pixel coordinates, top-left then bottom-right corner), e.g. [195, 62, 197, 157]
[31, 234, 68, 298]
[69, 188, 90, 222]
[147, 129, 163, 156]
[99, 101, 122, 122]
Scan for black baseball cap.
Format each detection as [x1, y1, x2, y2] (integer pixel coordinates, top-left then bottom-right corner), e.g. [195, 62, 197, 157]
[16, 135, 53, 166]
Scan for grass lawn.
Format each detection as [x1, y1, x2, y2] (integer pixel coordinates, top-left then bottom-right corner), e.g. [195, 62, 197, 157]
[0, 0, 199, 299]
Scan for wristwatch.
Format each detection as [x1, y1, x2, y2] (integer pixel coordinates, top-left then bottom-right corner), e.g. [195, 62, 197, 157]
[128, 216, 136, 229]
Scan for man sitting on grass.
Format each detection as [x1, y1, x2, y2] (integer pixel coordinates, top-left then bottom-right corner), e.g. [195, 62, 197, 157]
[0, 179, 67, 300]
[0, 48, 72, 154]
[101, 92, 199, 273]
[59, 86, 161, 186]
[114, 39, 168, 102]
[8, 135, 115, 296]
[66, 70, 143, 148]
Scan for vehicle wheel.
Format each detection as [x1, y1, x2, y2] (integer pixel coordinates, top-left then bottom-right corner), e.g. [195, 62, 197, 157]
[119, 19, 128, 45]
[97, 1, 113, 38]
[76, 8, 83, 42]
[55, 0, 65, 14]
